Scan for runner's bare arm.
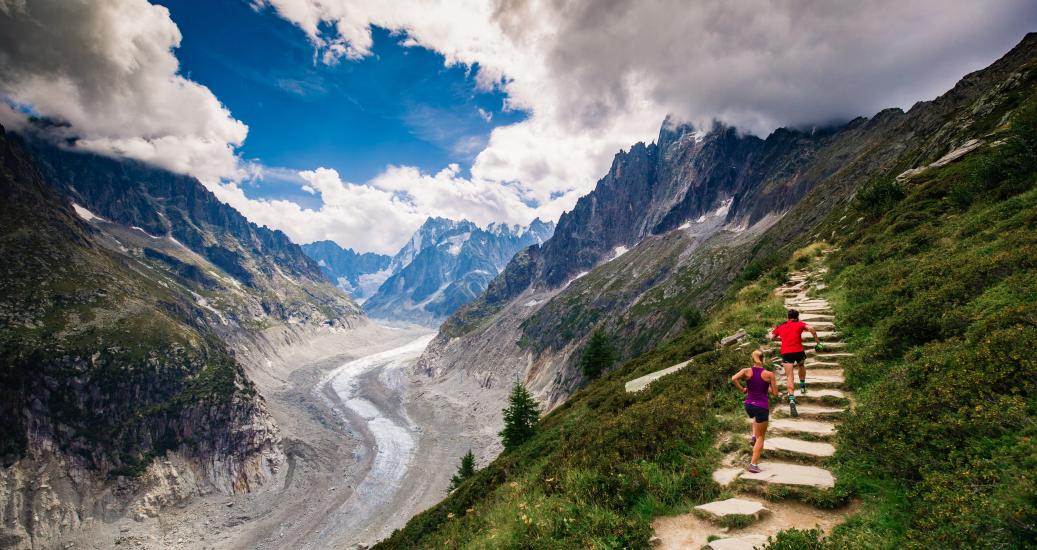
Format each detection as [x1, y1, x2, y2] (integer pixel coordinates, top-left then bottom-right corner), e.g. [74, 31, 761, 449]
[768, 371, 779, 396]
[807, 323, 819, 341]
[731, 369, 748, 393]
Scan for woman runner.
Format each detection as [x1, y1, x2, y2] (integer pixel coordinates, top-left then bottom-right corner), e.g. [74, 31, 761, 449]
[731, 349, 779, 473]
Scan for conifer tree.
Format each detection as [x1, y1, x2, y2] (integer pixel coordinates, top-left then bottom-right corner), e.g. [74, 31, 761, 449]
[499, 382, 540, 450]
[579, 328, 616, 379]
[449, 449, 476, 490]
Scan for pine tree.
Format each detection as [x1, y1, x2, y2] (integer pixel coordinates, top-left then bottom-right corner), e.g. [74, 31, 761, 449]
[579, 328, 616, 379]
[448, 449, 476, 490]
[499, 382, 540, 450]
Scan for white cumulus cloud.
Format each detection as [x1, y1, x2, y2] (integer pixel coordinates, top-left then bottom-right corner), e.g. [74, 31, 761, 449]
[2, 0, 1034, 255]
[213, 164, 538, 254]
[0, 0, 247, 184]
[252, 0, 1037, 249]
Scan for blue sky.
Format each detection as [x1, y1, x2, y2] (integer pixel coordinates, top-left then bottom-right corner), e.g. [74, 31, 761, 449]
[4, 0, 1033, 253]
[155, 0, 526, 206]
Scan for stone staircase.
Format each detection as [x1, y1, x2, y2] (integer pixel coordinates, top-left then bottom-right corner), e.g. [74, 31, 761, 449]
[646, 267, 856, 549]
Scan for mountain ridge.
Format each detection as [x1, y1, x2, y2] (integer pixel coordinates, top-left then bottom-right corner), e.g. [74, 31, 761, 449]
[304, 215, 555, 326]
[378, 31, 1037, 549]
[422, 32, 1037, 410]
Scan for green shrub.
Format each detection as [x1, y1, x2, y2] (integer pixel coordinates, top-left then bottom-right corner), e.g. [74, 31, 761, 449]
[580, 329, 617, 379]
[449, 450, 477, 491]
[500, 383, 541, 451]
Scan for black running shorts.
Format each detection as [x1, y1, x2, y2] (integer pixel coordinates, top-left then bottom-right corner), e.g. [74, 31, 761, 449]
[744, 403, 769, 423]
[781, 351, 807, 364]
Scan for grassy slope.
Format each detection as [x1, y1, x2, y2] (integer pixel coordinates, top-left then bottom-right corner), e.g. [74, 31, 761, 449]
[378, 80, 1037, 550]
[377, 267, 796, 548]
[789, 101, 1037, 549]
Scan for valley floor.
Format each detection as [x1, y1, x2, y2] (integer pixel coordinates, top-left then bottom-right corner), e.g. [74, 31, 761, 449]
[65, 322, 481, 550]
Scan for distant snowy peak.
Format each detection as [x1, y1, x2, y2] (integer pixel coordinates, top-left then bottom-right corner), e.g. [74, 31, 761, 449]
[362, 216, 556, 326]
[389, 217, 478, 272]
[301, 240, 391, 300]
[392, 216, 555, 268]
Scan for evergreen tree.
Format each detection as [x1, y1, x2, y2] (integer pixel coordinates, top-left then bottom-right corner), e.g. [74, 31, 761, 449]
[499, 382, 540, 450]
[448, 449, 476, 490]
[579, 328, 616, 379]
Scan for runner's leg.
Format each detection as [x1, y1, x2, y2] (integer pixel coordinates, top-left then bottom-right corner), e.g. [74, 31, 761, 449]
[784, 361, 796, 394]
[798, 360, 807, 393]
[751, 419, 767, 465]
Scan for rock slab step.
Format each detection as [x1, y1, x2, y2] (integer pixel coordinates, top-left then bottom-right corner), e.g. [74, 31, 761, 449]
[774, 403, 845, 418]
[708, 534, 770, 550]
[739, 461, 836, 488]
[769, 418, 837, 436]
[765, 437, 836, 457]
[797, 388, 848, 400]
[694, 498, 769, 521]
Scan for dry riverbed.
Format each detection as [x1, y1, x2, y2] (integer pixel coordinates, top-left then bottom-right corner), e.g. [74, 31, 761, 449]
[67, 321, 488, 549]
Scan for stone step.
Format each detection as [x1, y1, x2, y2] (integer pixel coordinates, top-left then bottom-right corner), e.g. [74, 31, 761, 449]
[774, 403, 846, 419]
[785, 300, 830, 308]
[694, 498, 769, 523]
[812, 352, 854, 359]
[739, 461, 836, 489]
[766, 437, 835, 458]
[803, 361, 840, 368]
[769, 418, 837, 436]
[806, 321, 836, 328]
[788, 373, 845, 388]
[806, 369, 844, 380]
[796, 308, 834, 315]
[712, 467, 743, 486]
[798, 313, 834, 321]
[796, 388, 848, 401]
[707, 535, 769, 550]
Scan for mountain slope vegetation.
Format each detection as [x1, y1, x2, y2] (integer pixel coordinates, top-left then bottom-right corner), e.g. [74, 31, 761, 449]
[379, 34, 1037, 549]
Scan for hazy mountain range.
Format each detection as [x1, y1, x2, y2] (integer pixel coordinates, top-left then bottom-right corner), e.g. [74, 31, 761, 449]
[303, 216, 554, 325]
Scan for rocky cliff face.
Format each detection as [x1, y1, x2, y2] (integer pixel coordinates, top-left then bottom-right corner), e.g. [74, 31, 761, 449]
[425, 33, 1037, 409]
[301, 241, 392, 301]
[22, 135, 360, 327]
[361, 217, 554, 326]
[0, 128, 364, 548]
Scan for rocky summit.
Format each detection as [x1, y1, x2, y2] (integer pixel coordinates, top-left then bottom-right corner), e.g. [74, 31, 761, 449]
[359, 216, 554, 326]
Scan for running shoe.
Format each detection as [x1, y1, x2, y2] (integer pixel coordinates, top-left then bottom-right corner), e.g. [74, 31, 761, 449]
[747, 464, 762, 473]
[789, 396, 799, 417]
[800, 380, 807, 395]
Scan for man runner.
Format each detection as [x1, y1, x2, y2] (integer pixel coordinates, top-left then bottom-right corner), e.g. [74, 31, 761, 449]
[770, 309, 820, 417]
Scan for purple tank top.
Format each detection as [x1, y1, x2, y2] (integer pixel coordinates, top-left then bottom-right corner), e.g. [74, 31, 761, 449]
[744, 366, 770, 409]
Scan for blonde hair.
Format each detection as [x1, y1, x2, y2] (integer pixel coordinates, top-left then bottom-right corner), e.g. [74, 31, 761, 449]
[751, 349, 764, 365]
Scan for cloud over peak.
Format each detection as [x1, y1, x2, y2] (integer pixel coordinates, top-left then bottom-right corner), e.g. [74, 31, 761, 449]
[0, 0, 247, 184]
[2, 0, 1035, 254]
